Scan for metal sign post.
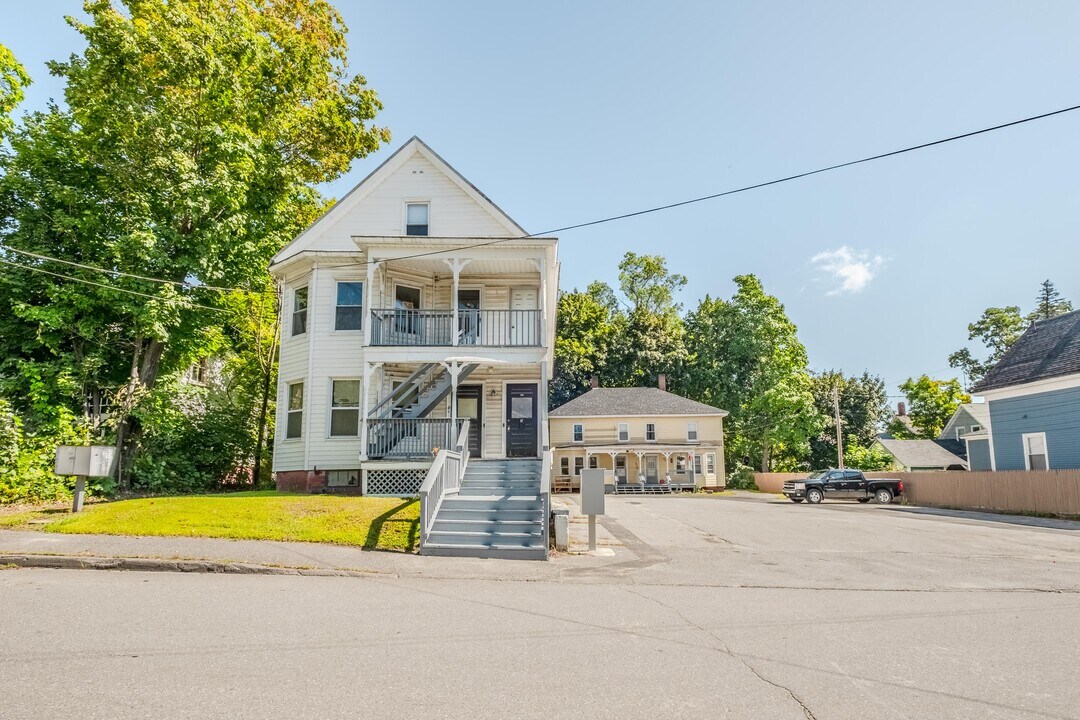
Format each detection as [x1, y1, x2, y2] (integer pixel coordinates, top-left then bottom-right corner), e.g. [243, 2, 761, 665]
[580, 468, 606, 552]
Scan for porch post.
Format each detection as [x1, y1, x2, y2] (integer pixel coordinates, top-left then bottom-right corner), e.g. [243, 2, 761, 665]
[445, 361, 460, 449]
[530, 257, 548, 346]
[364, 260, 380, 347]
[446, 258, 470, 346]
[540, 359, 550, 451]
[359, 361, 381, 461]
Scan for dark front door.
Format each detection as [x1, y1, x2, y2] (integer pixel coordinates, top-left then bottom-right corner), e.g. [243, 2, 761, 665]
[457, 384, 482, 457]
[505, 383, 538, 458]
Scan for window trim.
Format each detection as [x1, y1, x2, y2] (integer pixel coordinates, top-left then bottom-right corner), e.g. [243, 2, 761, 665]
[687, 422, 699, 442]
[588, 455, 599, 469]
[572, 423, 584, 444]
[404, 201, 430, 236]
[291, 286, 309, 337]
[560, 456, 570, 477]
[645, 422, 657, 442]
[705, 453, 716, 476]
[333, 280, 364, 332]
[573, 456, 584, 476]
[1022, 432, 1050, 470]
[328, 378, 361, 438]
[285, 381, 304, 440]
[617, 422, 630, 443]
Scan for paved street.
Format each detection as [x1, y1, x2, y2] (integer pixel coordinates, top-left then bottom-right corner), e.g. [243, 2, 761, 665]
[3, 494, 1080, 719]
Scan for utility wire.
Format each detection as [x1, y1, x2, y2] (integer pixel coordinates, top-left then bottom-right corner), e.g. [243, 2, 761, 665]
[0, 244, 250, 293]
[6, 101, 1080, 282]
[0, 257, 229, 313]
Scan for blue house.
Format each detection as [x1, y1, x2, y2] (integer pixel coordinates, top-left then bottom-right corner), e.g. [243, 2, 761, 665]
[972, 310, 1080, 471]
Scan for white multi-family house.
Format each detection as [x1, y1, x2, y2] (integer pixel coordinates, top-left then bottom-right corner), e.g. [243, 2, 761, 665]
[268, 137, 558, 558]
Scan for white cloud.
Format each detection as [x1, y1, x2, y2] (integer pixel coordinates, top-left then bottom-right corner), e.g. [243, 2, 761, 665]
[810, 246, 887, 295]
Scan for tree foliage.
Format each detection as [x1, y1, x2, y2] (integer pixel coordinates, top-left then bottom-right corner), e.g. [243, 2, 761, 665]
[896, 375, 970, 439]
[682, 275, 820, 472]
[1028, 279, 1073, 322]
[0, 1, 387, 498]
[551, 282, 620, 408]
[0, 44, 30, 138]
[948, 306, 1025, 387]
[808, 370, 890, 469]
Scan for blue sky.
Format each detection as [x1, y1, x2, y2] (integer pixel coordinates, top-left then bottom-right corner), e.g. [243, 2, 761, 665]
[5, 1, 1080, 400]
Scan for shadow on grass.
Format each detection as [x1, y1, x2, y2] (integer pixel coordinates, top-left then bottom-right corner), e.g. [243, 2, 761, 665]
[363, 499, 420, 551]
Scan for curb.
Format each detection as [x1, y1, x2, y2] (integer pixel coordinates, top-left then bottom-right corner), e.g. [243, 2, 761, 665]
[0, 553, 375, 578]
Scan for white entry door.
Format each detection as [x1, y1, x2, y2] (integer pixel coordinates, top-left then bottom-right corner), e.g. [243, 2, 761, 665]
[509, 287, 538, 345]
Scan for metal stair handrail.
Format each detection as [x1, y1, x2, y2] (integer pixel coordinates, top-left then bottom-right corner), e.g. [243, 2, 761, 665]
[419, 420, 470, 548]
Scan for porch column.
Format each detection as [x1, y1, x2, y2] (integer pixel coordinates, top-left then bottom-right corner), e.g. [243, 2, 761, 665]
[364, 260, 381, 346]
[359, 361, 382, 461]
[530, 257, 548, 345]
[635, 451, 644, 483]
[445, 258, 471, 346]
[540, 359, 550, 451]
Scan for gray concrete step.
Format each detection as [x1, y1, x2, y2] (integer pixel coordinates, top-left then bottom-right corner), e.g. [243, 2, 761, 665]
[421, 543, 547, 560]
[440, 496, 543, 511]
[430, 519, 543, 534]
[436, 508, 542, 522]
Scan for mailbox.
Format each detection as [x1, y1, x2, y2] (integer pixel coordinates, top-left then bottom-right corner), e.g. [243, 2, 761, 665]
[580, 468, 606, 516]
[54, 446, 116, 477]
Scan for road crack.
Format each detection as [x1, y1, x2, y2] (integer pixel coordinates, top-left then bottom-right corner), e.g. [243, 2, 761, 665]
[625, 586, 818, 720]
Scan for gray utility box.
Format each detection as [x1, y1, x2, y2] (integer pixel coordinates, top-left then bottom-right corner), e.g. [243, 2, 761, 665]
[580, 469, 606, 515]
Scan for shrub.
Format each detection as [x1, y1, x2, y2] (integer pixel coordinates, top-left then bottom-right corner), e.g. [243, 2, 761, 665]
[726, 462, 758, 490]
[0, 398, 90, 504]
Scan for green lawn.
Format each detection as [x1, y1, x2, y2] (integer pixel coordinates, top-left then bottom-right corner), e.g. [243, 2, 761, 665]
[0, 491, 420, 552]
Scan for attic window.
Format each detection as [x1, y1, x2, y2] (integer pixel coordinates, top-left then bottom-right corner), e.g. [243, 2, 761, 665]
[406, 203, 429, 236]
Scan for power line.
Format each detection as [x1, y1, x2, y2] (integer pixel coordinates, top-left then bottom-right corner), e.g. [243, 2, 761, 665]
[8, 101, 1080, 283]
[319, 100, 1080, 269]
[0, 258, 229, 313]
[0, 244, 248, 293]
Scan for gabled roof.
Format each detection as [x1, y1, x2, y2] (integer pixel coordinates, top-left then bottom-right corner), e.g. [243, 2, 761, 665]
[874, 438, 968, 469]
[271, 136, 527, 266]
[549, 387, 728, 418]
[972, 310, 1080, 393]
[938, 403, 990, 440]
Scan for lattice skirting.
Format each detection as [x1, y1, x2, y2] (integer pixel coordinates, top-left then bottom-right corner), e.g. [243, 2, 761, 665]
[364, 468, 426, 496]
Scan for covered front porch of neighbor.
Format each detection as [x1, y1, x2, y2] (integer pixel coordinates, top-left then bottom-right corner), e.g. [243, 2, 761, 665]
[553, 445, 720, 494]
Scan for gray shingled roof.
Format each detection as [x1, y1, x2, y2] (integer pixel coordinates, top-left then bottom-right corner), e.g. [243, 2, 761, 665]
[875, 438, 968, 469]
[549, 387, 728, 417]
[973, 310, 1080, 393]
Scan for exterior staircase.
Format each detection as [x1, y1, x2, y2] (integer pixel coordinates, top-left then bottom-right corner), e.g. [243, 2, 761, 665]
[422, 459, 547, 560]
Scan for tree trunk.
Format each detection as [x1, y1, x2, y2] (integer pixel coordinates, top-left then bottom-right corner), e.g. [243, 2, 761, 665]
[252, 334, 278, 488]
[114, 337, 144, 492]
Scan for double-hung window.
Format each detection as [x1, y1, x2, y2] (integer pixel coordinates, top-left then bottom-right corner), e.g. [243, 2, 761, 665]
[687, 422, 699, 442]
[693, 454, 702, 474]
[705, 453, 716, 475]
[645, 423, 657, 442]
[291, 287, 308, 336]
[335, 282, 364, 331]
[406, 203, 429, 236]
[589, 456, 599, 469]
[286, 382, 304, 439]
[617, 423, 629, 442]
[1023, 433, 1049, 470]
[574, 457, 584, 476]
[329, 380, 361, 437]
[572, 423, 584, 443]
[560, 457, 570, 476]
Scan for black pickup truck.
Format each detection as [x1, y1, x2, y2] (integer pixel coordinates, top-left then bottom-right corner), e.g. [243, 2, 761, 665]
[782, 469, 903, 505]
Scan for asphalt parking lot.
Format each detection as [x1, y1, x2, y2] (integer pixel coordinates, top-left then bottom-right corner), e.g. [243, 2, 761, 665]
[3, 493, 1079, 720]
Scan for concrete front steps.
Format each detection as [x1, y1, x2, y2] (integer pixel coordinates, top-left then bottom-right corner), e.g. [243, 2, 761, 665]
[422, 460, 547, 560]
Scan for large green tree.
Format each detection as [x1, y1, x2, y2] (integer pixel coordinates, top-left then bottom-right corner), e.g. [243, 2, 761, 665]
[0, 44, 30, 138]
[808, 370, 890, 469]
[551, 282, 620, 408]
[682, 275, 821, 472]
[0, 0, 388, 488]
[893, 375, 970, 439]
[603, 252, 688, 387]
[948, 306, 1025, 388]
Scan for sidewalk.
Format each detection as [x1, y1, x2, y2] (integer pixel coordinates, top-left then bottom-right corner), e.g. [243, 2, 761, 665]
[0, 528, 622, 580]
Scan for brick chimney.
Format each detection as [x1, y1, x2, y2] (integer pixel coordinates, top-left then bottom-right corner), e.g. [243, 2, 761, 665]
[590, 375, 599, 389]
[658, 374, 667, 392]
[897, 402, 907, 416]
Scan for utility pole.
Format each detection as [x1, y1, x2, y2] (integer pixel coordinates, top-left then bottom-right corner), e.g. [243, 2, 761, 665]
[833, 384, 844, 469]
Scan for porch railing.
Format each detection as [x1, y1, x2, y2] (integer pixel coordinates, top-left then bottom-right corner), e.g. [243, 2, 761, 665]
[366, 417, 457, 460]
[419, 420, 471, 549]
[369, 308, 542, 347]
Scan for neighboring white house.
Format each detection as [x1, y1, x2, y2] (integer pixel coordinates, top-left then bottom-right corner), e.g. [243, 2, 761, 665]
[269, 137, 558, 495]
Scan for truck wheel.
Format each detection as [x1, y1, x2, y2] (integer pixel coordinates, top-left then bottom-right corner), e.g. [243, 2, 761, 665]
[806, 488, 823, 504]
[875, 488, 893, 504]
[790, 498, 804, 504]
[857, 498, 870, 504]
